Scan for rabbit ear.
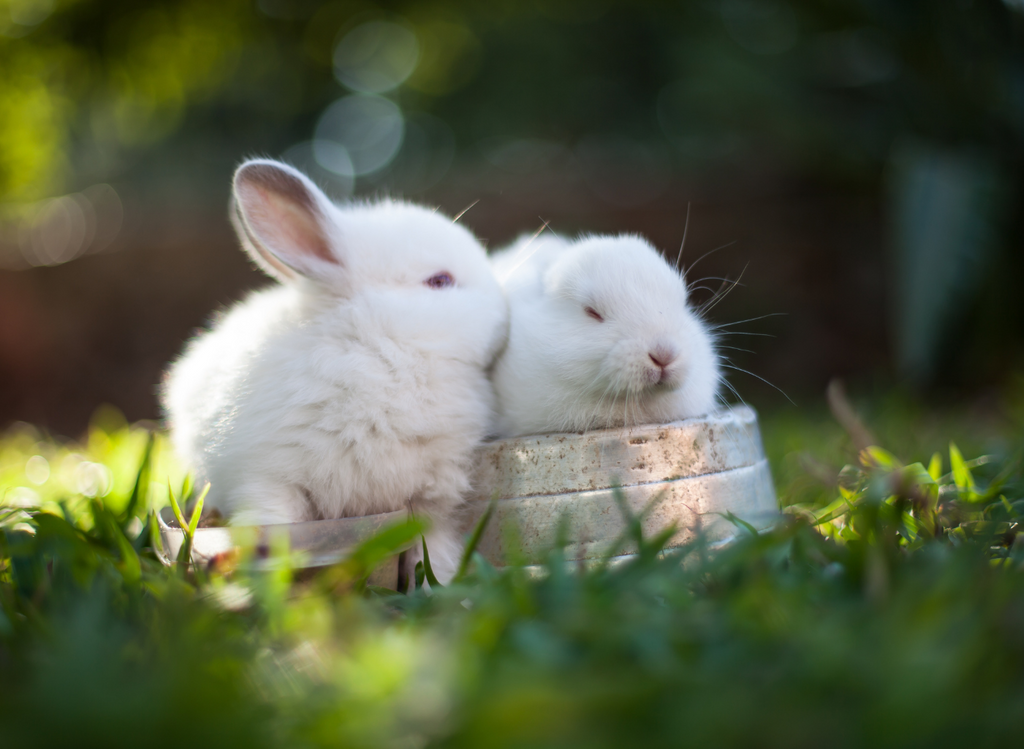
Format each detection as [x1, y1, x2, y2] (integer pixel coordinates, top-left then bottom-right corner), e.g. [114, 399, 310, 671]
[231, 159, 341, 282]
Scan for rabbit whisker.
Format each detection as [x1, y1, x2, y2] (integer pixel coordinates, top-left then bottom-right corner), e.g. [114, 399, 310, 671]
[692, 276, 747, 287]
[674, 202, 692, 270]
[697, 262, 748, 316]
[720, 363, 795, 405]
[499, 219, 551, 283]
[452, 199, 480, 223]
[712, 312, 787, 329]
[715, 344, 755, 354]
[719, 374, 747, 408]
[696, 281, 734, 316]
[688, 285, 718, 296]
[681, 239, 737, 277]
[714, 330, 776, 338]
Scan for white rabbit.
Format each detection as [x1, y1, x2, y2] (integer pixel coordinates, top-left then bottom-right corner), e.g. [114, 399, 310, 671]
[489, 232, 720, 437]
[162, 158, 508, 583]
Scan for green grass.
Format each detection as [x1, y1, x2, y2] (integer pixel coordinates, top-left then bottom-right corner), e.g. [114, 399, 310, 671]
[2, 389, 1024, 748]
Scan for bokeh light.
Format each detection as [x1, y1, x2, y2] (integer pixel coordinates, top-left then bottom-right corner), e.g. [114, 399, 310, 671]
[1, 184, 122, 269]
[333, 20, 419, 94]
[281, 140, 355, 198]
[314, 94, 405, 177]
[24, 454, 49, 485]
[404, 20, 480, 95]
[4, 0, 54, 31]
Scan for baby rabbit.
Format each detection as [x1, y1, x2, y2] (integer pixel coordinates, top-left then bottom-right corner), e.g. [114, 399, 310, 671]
[162, 158, 508, 582]
[489, 232, 720, 437]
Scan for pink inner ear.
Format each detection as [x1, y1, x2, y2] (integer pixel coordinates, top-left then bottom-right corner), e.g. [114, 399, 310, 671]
[237, 178, 337, 268]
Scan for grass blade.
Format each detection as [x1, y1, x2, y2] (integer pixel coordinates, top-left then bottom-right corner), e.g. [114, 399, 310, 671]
[611, 483, 643, 546]
[722, 511, 759, 537]
[168, 478, 187, 531]
[132, 511, 151, 553]
[176, 530, 193, 572]
[122, 431, 154, 526]
[602, 485, 669, 563]
[343, 517, 426, 586]
[148, 508, 164, 557]
[111, 516, 141, 584]
[641, 523, 678, 559]
[187, 483, 210, 536]
[421, 536, 443, 589]
[950, 442, 975, 493]
[168, 479, 196, 573]
[455, 497, 496, 582]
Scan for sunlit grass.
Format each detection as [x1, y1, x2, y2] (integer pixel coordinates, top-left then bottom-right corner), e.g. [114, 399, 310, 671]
[0, 406, 184, 526]
[2, 391, 1024, 748]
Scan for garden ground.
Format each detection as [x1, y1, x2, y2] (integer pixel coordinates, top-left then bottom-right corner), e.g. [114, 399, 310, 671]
[1, 382, 1023, 748]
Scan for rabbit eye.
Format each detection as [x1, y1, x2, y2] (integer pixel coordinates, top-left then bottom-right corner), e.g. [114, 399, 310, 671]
[584, 306, 604, 322]
[424, 271, 455, 289]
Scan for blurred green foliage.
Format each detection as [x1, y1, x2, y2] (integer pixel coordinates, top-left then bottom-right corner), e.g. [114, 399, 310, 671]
[3, 0, 1022, 200]
[0, 0, 260, 200]
[2, 392, 1024, 747]
[2, 0, 1022, 384]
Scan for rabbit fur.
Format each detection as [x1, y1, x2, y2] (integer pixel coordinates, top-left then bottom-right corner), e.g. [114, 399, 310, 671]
[162, 159, 508, 583]
[489, 232, 720, 438]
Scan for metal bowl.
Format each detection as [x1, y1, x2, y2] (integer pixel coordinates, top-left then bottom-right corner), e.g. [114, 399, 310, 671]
[157, 405, 776, 585]
[156, 507, 408, 588]
[464, 405, 778, 566]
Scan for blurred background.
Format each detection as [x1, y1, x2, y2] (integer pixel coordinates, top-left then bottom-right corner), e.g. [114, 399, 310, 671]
[1, 0, 1022, 437]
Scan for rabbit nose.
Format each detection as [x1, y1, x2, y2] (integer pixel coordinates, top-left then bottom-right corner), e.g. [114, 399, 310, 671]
[648, 347, 677, 370]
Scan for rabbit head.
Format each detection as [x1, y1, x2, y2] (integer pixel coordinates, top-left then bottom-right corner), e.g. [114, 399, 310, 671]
[232, 159, 507, 366]
[493, 233, 720, 436]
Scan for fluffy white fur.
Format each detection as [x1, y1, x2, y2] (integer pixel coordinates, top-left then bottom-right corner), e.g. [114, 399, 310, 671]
[490, 233, 720, 438]
[162, 159, 508, 583]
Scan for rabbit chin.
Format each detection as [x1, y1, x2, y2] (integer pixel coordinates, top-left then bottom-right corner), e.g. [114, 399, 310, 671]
[576, 381, 708, 432]
[501, 368, 718, 437]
